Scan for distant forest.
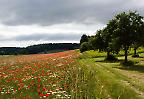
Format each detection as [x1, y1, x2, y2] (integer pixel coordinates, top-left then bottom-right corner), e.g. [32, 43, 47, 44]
[0, 43, 79, 55]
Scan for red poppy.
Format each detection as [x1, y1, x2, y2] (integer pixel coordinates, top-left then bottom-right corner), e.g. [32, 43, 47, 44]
[28, 96, 31, 99]
[37, 78, 41, 82]
[45, 93, 51, 97]
[39, 93, 44, 97]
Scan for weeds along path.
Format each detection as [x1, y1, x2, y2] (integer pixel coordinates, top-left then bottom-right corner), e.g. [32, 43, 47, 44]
[78, 57, 144, 99]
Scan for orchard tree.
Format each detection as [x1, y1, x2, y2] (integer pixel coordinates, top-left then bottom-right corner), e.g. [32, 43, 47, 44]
[107, 11, 144, 63]
[129, 12, 144, 57]
[104, 19, 122, 55]
[111, 12, 133, 62]
[101, 27, 115, 57]
[80, 34, 89, 45]
[91, 28, 118, 60]
[90, 30, 105, 52]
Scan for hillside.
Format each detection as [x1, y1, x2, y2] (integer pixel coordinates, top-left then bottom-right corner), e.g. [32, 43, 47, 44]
[0, 43, 79, 55]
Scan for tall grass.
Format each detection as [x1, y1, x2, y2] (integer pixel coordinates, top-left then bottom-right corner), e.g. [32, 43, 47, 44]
[69, 49, 143, 98]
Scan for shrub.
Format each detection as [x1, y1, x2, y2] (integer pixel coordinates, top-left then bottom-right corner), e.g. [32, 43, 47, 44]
[80, 42, 90, 53]
[121, 60, 134, 66]
[105, 54, 118, 61]
[132, 54, 139, 58]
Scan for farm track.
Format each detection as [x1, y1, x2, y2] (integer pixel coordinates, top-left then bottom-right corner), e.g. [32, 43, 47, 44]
[96, 62, 144, 98]
[79, 57, 144, 99]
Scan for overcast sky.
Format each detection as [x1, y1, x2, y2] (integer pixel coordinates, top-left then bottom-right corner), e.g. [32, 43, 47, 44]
[0, 0, 144, 47]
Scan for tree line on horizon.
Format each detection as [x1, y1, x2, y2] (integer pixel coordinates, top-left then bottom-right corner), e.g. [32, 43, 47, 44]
[0, 43, 79, 55]
[80, 11, 144, 63]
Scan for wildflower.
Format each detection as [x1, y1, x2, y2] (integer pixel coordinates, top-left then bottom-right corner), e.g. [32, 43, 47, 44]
[37, 85, 41, 88]
[45, 93, 51, 97]
[18, 88, 21, 91]
[27, 85, 30, 89]
[28, 96, 31, 99]
[39, 93, 44, 97]
[37, 78, 41, 82]
[43, 87, 47, 91]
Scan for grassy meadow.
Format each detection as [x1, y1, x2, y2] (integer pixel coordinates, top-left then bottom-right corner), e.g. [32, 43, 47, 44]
[0, 49, 144, 98]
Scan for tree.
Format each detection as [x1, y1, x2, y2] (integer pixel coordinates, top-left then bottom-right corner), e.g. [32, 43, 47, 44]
[129, 12, 144, 57]
[112, 12, 132, 62]
[90, 28, 118, 61]
[80, 34, 89, 45]
[104, 19, 122, 55]
[90, 30, 105, 52]
[107, 11, 144, 63]
[101, 28, 114, 57]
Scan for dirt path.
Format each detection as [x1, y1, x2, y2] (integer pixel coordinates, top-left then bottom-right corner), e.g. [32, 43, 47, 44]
[117, 69, 144, 98]
[96, 62, 144, 98]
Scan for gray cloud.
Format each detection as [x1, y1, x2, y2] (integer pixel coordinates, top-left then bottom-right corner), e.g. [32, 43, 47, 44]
[1, 33, 82, 41]
[0, 0, 142, 26]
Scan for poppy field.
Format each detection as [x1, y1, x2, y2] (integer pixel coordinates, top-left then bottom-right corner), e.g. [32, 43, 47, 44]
[1, 49, 143, 99]
[0, 50, 79, 99]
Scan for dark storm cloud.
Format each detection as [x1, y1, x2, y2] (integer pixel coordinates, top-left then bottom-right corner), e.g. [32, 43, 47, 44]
[13, 33, 82, 41]
[0, 0, 141, 26]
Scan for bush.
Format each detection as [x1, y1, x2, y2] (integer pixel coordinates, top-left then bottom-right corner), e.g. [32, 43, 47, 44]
[121, 60, 134, 66]
[132, 54, 139, 58]
[80, 42, 90, 53]
[105, 54, 118, 61]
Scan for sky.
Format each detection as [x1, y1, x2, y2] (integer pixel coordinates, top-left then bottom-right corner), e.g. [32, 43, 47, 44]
[0, 0, 144, 47]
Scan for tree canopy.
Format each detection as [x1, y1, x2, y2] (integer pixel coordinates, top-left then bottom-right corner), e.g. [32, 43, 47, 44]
[80, 11, 144, 63]
[80, 34, 89, 45]
[109, 11, 144, 62]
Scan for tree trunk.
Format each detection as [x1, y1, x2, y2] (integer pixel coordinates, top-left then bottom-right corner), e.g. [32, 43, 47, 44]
[133, 47, 139, 57]
[124, 46, 128, 63]
[107, 51, 110, 58]
[134, 48, 137, 56]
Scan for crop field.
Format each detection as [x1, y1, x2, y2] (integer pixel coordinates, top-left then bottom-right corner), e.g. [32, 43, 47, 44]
[0, 50, 79, 99]
[1, 49, 144, 99]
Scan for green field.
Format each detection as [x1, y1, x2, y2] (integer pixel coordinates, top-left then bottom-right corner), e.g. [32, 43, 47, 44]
[75, 49, 144, 99]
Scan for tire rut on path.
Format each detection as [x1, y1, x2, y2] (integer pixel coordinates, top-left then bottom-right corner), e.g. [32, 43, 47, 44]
[96, 62, 144, 98]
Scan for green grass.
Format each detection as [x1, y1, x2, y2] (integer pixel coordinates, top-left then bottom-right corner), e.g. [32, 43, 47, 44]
[74, 49, 144, 99]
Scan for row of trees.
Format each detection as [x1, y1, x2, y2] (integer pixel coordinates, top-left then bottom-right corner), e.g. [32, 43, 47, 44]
[0, 43, 80, 55]
[80, 11, 144, 63]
